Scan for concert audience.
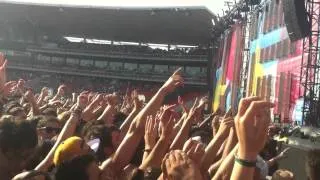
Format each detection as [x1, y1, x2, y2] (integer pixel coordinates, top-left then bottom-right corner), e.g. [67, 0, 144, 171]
[0, 51, 318, 180]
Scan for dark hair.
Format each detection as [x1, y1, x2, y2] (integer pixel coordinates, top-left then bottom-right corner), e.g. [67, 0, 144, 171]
[0, 116, 38, 153]
[37, 116, 59, 128]
[190, 127, 212, 146]
[306, 149, 320, 180]
[4, 100, 21, 113]
[42, 108, 57, 117]
[84, 125, 119, 162]
[80, 120, 104, 138]
[55, 154, 96, 180]
[113, 112, 127, 128]
[25, 140, 54, 170]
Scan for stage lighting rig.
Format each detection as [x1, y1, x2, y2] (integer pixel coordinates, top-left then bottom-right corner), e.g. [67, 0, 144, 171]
[211, 0, 257, 41]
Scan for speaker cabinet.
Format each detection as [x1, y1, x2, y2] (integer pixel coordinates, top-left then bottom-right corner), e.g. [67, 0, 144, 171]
[282, 0, 311, 42]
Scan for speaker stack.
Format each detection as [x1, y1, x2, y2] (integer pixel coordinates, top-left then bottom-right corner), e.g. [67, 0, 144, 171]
[282, 0, 311, 42]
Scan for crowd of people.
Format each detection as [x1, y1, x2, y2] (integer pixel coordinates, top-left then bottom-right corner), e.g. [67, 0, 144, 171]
[58, 42, 208, 58]
[0, 51, 320, 180]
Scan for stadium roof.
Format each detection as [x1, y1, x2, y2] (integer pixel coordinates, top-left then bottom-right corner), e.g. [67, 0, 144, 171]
[0, 2, 216, 45]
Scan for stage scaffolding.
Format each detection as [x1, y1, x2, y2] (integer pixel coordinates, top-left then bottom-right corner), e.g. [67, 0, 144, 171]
[239, 1, 252, 98]
[300, 0, 320, 126]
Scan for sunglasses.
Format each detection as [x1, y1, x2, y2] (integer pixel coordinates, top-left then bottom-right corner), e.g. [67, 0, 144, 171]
[40, 127, 61, 134]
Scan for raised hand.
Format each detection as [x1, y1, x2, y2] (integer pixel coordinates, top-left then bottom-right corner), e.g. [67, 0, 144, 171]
[77, 93, 89, 109]
[216, 117, 234, 139]
[188, 98, 199, 117]
[17, 79, 25, 90]
[235, 97, 274, 161]
[24, 90, 35, 102]
[224, 108, 233, 118]
[183, 139, 205, 167]
[178, 95, 184, 105]
[0, 52, 7, 89]
[57, 85, 66, 96]
[144, 115, 158, 150]
[48, 100, 63, 107]
[92, 93, 103, 104]
[133, 94, 143, 111]
[41, 87, 49, 97]
[198, 96, 208, 109]
[178, 95, 189, 113]
[159, 106, 175, 140]
[2, 81, 17, 96]
[161, 68, 184, 94]
[186, 98, 201, 124]
[105, 94, 119, 107]
[276, 147, 290, 160]
[211, 116, 221, 136]
[162, 150, 203, 180]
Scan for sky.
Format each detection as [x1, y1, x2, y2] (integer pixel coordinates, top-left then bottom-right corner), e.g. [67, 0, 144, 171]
[3, 0, 226, 15]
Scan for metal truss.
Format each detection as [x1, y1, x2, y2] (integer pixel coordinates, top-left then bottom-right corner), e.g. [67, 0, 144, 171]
[300, 0, 320, 126]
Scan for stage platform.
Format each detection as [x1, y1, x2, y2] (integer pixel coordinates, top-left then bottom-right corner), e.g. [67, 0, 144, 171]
[276, 136, 320, 179]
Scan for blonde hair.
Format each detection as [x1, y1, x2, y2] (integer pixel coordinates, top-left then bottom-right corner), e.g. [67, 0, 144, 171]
[272, 169, 294, 180]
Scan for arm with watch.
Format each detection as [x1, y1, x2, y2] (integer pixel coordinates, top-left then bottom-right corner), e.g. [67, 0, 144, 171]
[100, 68, 184, 175]
[142, 115, 158, 164]
[231, 97, 274, 180]
[139, 106, 175, 170]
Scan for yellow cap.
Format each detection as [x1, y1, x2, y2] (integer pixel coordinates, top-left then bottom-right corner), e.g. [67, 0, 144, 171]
[53, 136, 83, 165]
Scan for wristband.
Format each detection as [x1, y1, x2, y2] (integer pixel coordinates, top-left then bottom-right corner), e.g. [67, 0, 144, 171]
[234, 153, 257, 167]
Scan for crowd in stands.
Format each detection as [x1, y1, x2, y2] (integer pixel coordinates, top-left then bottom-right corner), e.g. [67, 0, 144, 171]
[6, 54, 207, 83]
[1, 51, 320, 180]
[57, 42, 208, 58]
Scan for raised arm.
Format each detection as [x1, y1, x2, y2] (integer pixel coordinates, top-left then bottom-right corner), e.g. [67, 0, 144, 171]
[212, 128, 238, 180]
[49, 85, 66, 103]
[212, 144, 239, 180]
[231, 97, 274, 180]
[267, 147, 290, 167]
[139, 106, 177, 170]
[170, 98, 198, 150]
[24, 90, 40, 116]
[35, 94, 87, 172]
[0, 53, 7, 92]
[97, 94, 117, 125]
[119, 95, 143, 136]
[141, 115, 158, 165]
[82, 93, 103, 121]
[36, 87, 49, 106]
[201, 117, 233, 172]
[100, 68, 183, 174]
